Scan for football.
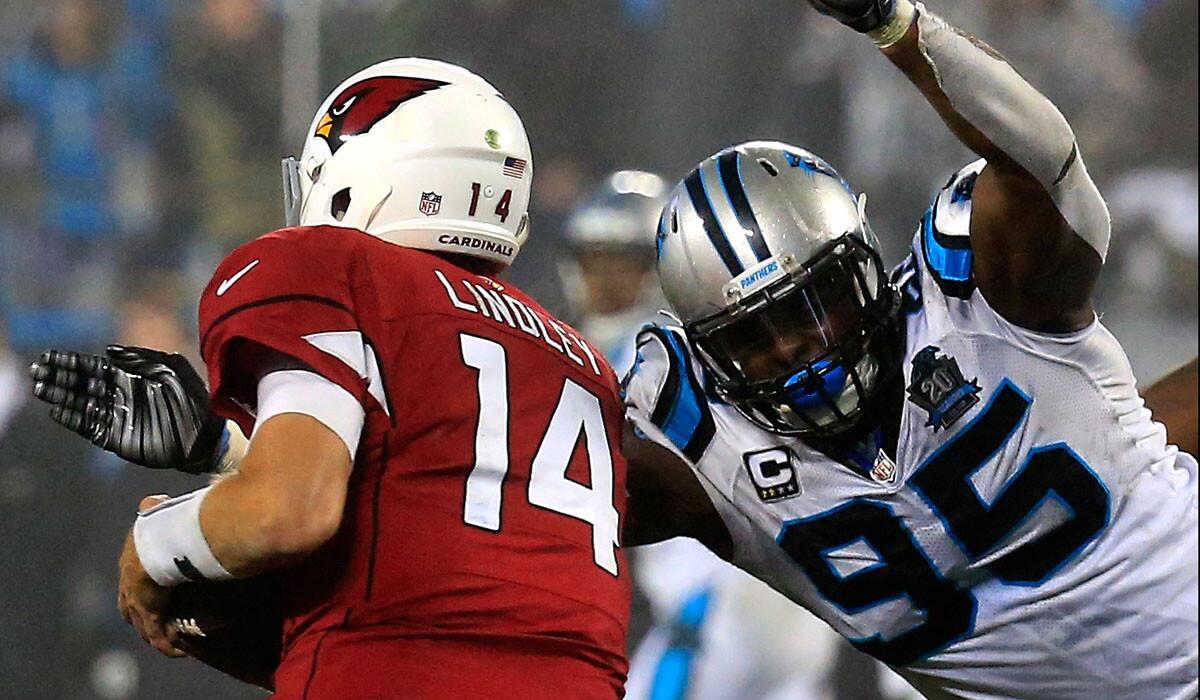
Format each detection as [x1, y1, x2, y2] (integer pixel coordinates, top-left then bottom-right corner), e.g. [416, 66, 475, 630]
[166, 575, 283, 691]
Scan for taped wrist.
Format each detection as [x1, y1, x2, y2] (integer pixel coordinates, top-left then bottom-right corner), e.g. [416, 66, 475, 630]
[911, 3, 1111, 258]
[212, 420, 249, 474]
[133, 487, 232, 587]
[870, 0, 916, 48]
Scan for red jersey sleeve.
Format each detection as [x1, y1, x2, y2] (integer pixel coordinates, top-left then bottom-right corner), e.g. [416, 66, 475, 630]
[198, 227, 381, 434]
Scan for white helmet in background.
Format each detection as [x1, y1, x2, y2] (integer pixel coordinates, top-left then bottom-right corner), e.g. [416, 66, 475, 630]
[282, 58, 533, 269]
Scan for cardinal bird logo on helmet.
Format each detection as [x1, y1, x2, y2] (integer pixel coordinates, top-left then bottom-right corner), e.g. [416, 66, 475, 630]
[314, 76, 448, 154]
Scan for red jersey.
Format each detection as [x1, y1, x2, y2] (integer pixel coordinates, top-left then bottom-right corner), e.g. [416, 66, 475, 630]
[198, 226, 630, 699]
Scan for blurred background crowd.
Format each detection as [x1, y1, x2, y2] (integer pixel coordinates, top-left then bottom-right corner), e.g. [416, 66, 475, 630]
[0, 0, 1194, 698]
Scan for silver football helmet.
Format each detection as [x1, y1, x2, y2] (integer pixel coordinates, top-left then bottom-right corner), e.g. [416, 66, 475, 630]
[656, 141, 901, 437]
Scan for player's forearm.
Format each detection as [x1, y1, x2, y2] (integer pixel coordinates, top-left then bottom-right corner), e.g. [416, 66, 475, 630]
[200, 416, 351, 577]
[880, 5, 1073, 183]
[199, 474, 321, 577]
[875, 1, 1109, 256]
[1144, 358, 1199, 456]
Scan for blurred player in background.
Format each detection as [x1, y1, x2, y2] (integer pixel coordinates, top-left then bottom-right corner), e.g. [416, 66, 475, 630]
[561, 169, 669, 374]
[622, 0, 1198, 698]
[33, 58, 631, 699]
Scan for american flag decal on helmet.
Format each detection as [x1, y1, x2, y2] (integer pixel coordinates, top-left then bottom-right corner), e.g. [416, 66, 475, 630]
[503, 157, 527, 179]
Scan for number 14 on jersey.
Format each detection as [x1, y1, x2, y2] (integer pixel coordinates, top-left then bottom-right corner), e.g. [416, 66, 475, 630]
[459, 333, 621, 575]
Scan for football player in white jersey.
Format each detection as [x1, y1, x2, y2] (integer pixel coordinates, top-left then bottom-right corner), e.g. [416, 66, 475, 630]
[25, 2, 1198, 697]
[622, 1, 1198, 698]
[561, 172, 911, 700]
[561, 169, 671, 374]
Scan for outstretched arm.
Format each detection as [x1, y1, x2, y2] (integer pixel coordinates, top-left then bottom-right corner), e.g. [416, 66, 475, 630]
[806, 0, 1111, 332]
[31, 346, 246, 475]
[623, 422, 733, 560]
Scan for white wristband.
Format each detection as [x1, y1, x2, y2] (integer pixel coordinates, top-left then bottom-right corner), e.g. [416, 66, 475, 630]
[133, 487, 232, 587]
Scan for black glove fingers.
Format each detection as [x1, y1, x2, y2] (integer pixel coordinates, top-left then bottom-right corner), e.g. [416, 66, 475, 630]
[52, 367, 84, 392]
[30, 368, 87, 404]
[32, 350, 105, 390]
[86, 376, 108, 398]
[74, 352, 109, 378]
[29, 359, 52, 382]
[31, 374, 53, 402]
[48, 402, 69, 429]
[49, 394, 86, 435]
[42, 349, 77, 372]
[33, 344, 217, 474]
[85, 397, 113, 445]
[34, 382, 74, 405]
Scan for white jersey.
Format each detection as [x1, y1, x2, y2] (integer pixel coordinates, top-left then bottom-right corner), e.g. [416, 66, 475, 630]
[624, 162, 1199, 700]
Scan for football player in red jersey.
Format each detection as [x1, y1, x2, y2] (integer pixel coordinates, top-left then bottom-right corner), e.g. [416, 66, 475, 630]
[33, 58, 630, 699]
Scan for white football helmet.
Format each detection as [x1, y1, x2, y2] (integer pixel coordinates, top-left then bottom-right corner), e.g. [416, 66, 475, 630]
[282, 58, 533, 268]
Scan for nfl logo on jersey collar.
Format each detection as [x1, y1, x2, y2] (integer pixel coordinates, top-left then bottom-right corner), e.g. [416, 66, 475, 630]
[870, 450, 898, 485]
[907, 346, 981, 431]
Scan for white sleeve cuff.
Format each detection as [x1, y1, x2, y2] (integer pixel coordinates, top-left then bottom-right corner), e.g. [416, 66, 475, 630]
[134, 487, 231, 586]
[254, 369, 365, 460]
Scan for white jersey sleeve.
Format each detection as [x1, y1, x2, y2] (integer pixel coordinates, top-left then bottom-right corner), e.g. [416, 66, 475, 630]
[623, 325, 763, 558]
[623, 325, 714, 464]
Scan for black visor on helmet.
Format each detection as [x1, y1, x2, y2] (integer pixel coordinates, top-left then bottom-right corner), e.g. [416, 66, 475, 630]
[688, 236, 900, 437]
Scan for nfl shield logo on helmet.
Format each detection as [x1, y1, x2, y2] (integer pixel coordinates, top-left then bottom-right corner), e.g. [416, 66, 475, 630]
[907, 346, 981, 431]
[419, 191, 443, 216]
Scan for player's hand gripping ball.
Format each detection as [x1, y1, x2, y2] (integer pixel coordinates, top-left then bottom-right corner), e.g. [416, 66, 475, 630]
[167, 575, 283, 691]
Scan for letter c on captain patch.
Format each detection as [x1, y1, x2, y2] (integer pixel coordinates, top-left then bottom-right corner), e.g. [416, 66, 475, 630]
[744, 447, 801, 503]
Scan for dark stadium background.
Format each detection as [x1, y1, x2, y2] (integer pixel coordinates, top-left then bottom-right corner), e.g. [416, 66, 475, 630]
[0, 0, 1194, 697]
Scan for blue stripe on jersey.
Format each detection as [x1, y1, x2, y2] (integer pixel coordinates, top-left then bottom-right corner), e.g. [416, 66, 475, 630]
[920, 208, 976, 300]
[921, 209, 972, 283]
[649, 587, 713, 700]
[646, 328, 717, 462]
[660, 332, 705, 451]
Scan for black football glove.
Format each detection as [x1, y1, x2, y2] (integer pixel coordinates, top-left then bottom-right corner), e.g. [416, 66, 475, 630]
[806, 0, 897, 33]
[30, 345, 225, 475]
